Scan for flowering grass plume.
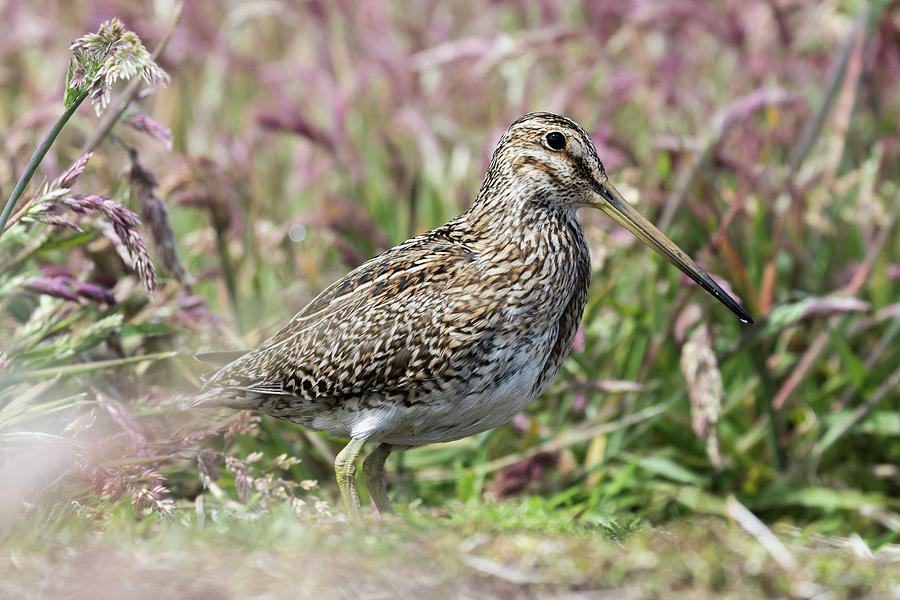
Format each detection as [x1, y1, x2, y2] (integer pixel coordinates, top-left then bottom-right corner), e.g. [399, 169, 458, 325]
[124, 112, 173, 149]
[27, 153, 158, 291]
[128, 149, 189, 284]
[104, 465, 175, 517]
[58, 194, 158, 291]
[65, 17, 169, 115]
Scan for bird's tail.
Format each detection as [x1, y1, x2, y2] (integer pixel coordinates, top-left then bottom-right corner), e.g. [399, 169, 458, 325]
[184, 348, 255, 410]
[181, 388, 222, 410]
[183, 385, 264, 412]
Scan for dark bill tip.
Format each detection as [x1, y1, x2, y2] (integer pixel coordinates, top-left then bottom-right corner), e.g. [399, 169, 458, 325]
[595, 182, 755, 325]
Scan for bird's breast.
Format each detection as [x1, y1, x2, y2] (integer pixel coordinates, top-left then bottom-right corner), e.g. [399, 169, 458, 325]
[479, 215, 591, 317]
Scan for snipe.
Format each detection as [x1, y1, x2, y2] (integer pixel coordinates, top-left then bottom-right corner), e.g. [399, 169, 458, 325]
[192, 112, 752, 519]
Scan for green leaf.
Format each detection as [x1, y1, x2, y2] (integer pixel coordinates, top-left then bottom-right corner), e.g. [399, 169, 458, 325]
[1, 351, 178, 383]
[38, 230, 95, 251]
[0, 378, 59, 429]
[119, 322, 181, 338]
[829, 333, 868, 389]
[651, 482, 727, 514]
[821, 411, 900, 437]
[657, 151, 672, 178]
[753, 486, 897, 511]
[637, 456, 704, 485]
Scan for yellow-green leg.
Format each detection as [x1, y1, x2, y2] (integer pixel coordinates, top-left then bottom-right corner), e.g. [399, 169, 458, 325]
[362, 443, 394, 515]
[334, 438, 366, 519]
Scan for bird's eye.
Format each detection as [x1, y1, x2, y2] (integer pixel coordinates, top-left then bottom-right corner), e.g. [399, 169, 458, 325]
[545, 131, 566, 151]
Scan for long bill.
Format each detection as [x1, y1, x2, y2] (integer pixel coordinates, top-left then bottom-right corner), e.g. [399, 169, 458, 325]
[594, 181, 754, 324]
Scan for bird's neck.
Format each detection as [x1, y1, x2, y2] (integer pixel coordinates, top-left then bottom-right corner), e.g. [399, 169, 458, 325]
[464, 184, 581, 248]
[460, 184, 592, 321]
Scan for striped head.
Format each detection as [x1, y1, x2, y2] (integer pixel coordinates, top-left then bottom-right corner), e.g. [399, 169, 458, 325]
[472, 111, 754, 324]
[478, 112, 609, 210]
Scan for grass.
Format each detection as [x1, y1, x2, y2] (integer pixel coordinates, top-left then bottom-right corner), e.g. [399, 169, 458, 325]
[1, 0, 899, 596]
[4, 501, 899, 599]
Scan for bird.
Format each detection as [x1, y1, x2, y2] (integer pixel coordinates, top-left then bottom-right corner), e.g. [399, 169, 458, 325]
[192, 112, 753, 519]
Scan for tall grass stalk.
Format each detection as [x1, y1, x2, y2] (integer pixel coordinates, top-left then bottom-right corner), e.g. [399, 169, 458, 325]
[0, 90, 89, 238]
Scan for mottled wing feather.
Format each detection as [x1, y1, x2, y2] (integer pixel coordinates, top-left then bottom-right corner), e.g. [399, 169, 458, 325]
[202, 231, 504, 405]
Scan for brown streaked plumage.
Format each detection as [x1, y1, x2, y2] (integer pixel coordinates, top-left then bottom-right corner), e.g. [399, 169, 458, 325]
[193, 112, 753, 519]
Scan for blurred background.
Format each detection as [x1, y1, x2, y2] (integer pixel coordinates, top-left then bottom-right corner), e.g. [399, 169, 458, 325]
[1, 0, 898, 556]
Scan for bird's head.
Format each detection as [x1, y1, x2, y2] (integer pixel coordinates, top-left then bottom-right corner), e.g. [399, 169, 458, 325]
[482, 112, 753, 324]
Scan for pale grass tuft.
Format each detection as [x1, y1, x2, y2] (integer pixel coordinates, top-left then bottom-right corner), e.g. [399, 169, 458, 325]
[678, 304, 724, 469]
[67, 18, 169, 115]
